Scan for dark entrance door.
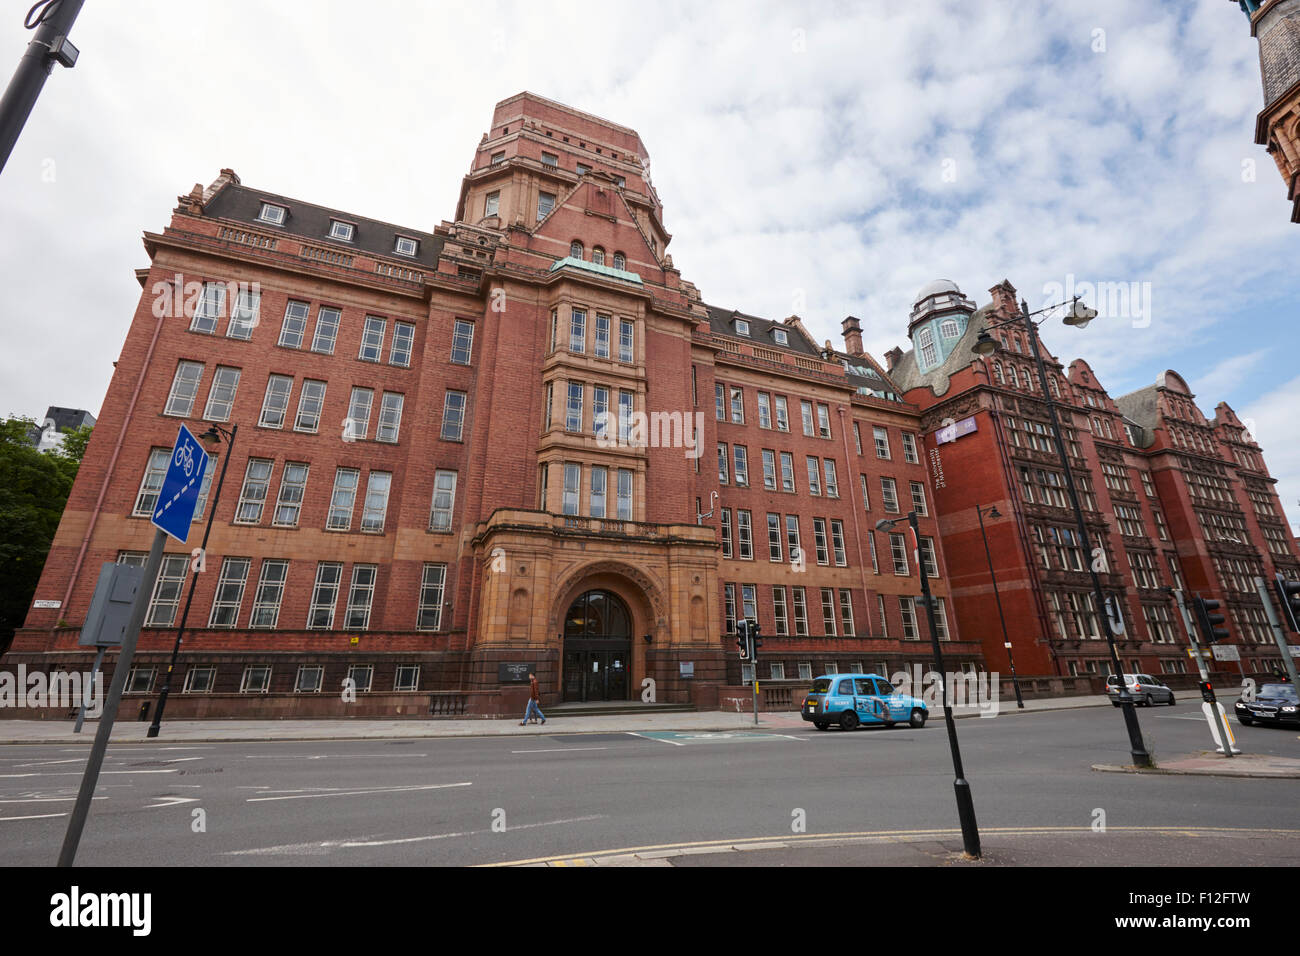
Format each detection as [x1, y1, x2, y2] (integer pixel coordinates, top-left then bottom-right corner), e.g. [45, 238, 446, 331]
[562, 590, 632, 703]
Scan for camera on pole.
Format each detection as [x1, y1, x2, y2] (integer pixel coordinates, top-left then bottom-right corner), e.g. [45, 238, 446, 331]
[1192, 596, 1230, 644]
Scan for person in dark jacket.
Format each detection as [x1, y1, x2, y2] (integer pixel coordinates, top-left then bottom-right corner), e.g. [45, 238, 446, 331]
[520, 673, 545, 725]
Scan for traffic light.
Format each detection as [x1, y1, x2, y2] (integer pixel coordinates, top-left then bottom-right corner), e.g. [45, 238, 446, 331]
[1274, 574, 1300, 633]
[1192, 596, 1230, 644]
[736, 619, 750, 660]
[1198, 680, 1216, 703]
[750, 619, 763, 653]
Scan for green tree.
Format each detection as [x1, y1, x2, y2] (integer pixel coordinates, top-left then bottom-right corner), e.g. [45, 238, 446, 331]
[0, 416, 89, 654]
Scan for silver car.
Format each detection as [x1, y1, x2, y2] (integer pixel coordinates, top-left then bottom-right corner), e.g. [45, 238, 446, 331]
[1107, 673, 1176, 707]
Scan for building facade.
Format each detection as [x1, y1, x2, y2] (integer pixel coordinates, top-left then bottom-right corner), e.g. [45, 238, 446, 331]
[881, 278, 1300, 680]
[13, 93, 978, 718]
[1234, 0, 1300, 222]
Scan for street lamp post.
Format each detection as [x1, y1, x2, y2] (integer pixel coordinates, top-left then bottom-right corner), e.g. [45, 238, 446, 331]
[973, 296, 1152, 768]
[877, 512, 981, 858]
[976, 504, 1024, 709]
[147, 423, 237, 738]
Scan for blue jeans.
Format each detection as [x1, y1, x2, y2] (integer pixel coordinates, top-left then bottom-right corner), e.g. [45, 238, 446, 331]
[523, 699, 545, 722]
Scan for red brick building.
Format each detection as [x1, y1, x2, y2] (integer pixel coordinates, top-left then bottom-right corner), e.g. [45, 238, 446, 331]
[882, 278, 1300, 680]
[12, 93, 980, 718]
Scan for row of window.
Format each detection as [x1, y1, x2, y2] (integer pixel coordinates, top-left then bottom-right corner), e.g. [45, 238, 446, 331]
[119, 552, 450, 632]
[127, 662, 425, 695]
[547, 462, 635, 519]
[564, 240, 627, 271]
[549, 307, 635, 361]
[165, 364, 408, 443]
[716, 508, 938, 577]
[134, 448, 459, 534]
[729, 317, 789, 346]
[186, 283, 477, 369]
[256, 201, 423, 258]
[548, 381, 635, 438]
[723, 583, 950, 640]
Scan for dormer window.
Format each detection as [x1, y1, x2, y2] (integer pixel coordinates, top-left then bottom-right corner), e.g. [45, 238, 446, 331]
[592, 247, 605, 266]
[612, 252, 626, 270]
[735, 319, 750, 337]
[394, 236, 419, 257]
[772, 328, 788, 346]
[329, 220, 355, 242]
[258, 203, 286, 225]
[570, 240, 584, 259]
[940, 318, 959, 339]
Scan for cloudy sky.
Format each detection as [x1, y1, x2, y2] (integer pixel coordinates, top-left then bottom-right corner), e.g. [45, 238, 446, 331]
[0, 0, 1296, 529]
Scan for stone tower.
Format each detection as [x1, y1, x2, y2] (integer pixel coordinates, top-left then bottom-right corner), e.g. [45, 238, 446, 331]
[1234, 0, 1300, 222]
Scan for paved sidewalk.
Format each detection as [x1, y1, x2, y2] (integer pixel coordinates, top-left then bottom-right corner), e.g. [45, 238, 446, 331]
[1094, 752, 1300, 779]
[495, 825, 1300, 867]
[0, 694, 1111, 744]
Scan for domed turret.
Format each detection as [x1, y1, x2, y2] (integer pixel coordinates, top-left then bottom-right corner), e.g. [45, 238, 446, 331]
[908, 279, 977, 374]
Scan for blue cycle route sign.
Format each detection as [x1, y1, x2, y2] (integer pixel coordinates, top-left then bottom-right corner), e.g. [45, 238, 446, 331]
[151, 424, 210, 542]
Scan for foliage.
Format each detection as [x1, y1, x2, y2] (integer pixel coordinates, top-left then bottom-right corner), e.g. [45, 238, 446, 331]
[0, 416, 90, 652]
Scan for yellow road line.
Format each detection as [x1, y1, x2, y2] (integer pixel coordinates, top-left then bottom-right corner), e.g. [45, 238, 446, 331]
[478, 825, 1300, 867]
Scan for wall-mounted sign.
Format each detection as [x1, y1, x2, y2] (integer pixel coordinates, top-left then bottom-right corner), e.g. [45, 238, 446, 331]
[32, 600, 61, 609]
[498, 662, 531, 683]
[935, 416, 977, 445]
[679, 661, 695, 679]
[1211, 645, 1241, 662]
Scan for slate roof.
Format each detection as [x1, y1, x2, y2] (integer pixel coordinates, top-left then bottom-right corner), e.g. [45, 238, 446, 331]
[203, 184, 445, 267]
[702, 304, 821, 358]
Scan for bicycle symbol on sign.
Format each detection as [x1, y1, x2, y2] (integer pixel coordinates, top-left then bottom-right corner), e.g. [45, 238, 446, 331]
[174, 440, 195, 478]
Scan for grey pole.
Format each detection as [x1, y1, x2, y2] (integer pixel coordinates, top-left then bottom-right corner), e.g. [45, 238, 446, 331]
[1019, 300, 1151, 767]
[977, 504, 1024, 708]
[0, 0, 85, 175]
[58, 527, 166, 867]
[1254, 577, 1300, 688]
[72, 644, 105, 734]
[911, 510, 981, 858]
[1172, 589, 1238, 756]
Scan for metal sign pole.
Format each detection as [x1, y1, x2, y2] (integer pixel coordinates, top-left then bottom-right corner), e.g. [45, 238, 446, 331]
[72, 645, 106, 734]
[58, 528, 166, 867]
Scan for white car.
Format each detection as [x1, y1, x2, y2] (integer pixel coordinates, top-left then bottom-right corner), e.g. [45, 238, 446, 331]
[1106, 673, 1175, 707]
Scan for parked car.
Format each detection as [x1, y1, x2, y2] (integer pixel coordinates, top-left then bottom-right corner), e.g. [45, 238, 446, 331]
[1234, 682, 1300, 728]
[801, 673, 928, 731]
[1106, 673, 1176, 707]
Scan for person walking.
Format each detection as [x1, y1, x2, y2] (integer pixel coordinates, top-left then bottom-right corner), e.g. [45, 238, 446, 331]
[520, 673, 545, 726]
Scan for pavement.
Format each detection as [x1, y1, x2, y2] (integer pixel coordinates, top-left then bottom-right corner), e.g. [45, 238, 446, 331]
[0, 693, 1111, 744]
[1095, 752, 1300, 778]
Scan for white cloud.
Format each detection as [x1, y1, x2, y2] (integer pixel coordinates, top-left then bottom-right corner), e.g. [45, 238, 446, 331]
[1242, 377, 1300, 536]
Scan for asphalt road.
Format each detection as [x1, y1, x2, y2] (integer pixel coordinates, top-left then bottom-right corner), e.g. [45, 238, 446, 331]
[2, 701, 1297, 867]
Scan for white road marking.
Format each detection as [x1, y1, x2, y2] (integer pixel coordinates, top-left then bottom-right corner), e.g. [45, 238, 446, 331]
[509, 747, 609, 754]
[243, 753, 428, 760]
[225, 814, 607, 856]
[146, 796, 200, 809]
[246, 782, 472, 803]
[0, 796, 105, 803]
[0, 769, 179, 778]
[0, 812, 68, 822]
[13, 758, 82, 768]
[630, 733, 685, 746]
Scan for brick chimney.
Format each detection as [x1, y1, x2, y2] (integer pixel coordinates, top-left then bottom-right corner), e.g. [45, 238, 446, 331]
[988, 279, 1019, 320]
[884, 346, 903, 371]
[841, 316, 864, 357]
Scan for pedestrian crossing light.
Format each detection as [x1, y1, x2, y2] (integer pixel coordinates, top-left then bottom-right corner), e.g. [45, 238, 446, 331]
[1274, 574, 1300, 633]
[1192, 596, 1230, 644]
[750, 619, 763, 652]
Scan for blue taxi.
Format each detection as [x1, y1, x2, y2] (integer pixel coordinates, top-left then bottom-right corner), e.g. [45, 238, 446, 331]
[801, 673, 928, 731]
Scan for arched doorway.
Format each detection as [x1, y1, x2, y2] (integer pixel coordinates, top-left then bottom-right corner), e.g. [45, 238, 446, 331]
[562, 589, 632, 702]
